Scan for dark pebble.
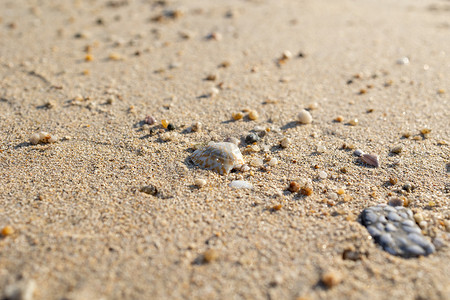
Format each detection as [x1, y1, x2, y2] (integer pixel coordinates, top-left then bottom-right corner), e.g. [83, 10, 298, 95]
[245, 133, 260, 144]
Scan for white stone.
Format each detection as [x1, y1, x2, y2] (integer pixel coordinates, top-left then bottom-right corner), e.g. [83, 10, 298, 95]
[297, 109, 312, 124]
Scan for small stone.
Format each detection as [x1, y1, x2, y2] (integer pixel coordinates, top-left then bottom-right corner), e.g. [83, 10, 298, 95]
[1, 225, 14, 236]
[282, 50, 292, 59]
[321, 271, 342, 288]
[271, 204, 282, 211]
[232, 112, 243, 120]
[3, 280, 36, 300]
[328, 192, 338, 201]
[280, 137, 291, 148]
[248, 110, 259, 121]
[336, 188, 345, 195]
[388, 197, 403, 207]
[29, 133, 41, 145]
[288, 181, 300, 193]
[307, 102, 319, 110]
[389, 177, 398, 185]
[420, 128, 431, 135]
[402, 183, 414, 193]
[209, 87, 220, 97]
[249, 157, 263, 167]
[191, 122, 202, 132]
[140, 185, 158, 195]
[348, 118, 359, 126]
[353, 149, 364, 157]
[205, 74, 216, 81]
[144, 115, 156, 125]
[300, 187, 313, 196]
[224, 137, 240, 145]
[318, 171, 327, 179]
[109, 52, 123, 61]
[268, 157, 278, 167]
[413, 213, 424, 223]
[297, 109, 313, 124]
[203, 249, 219, 263]
[161, 119, 169, 129]
[229, 180, 253, 189]
[316, 144, 326, 153]
[334, 116, 344, 122]
[397, 56, 410, 65]
[167, 123, 176, 131]
[245, 133, 260, 144]
[194, 178, 207, 188]
[390, 145, 403, 154]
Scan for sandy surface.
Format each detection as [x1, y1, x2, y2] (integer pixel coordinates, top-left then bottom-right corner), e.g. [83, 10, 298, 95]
[1, 0, 449, 299]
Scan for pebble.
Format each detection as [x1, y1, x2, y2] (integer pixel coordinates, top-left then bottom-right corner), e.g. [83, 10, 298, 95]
[249, 157, 263, 167]
[297, 109, 313, 124]
[268, 157, 278, 167]
[390, 145, 403, 154]
[191, 142, 245, 175]
[194, 178, 206, 188]
[334, 116, 344, 122]
[245, 133, 260, 144]
[229, 180, 253, 189]
[224, 137, 240, 146]
[361, 205, 435, 258]
[316, 143, 326, 153]
[29, 132, 58, 145]
[191, 122, 202, 132]
[397, 56, 410, 65]
[232, 112, 243, 120]
[318, 171, 327, 179]
[300, 187, 313, 196]
[353, 149, 364, 157]
[248, 110, 259, 121]
[327, 192, 338, 201]
[288, 181, 300, 193]
[280, 137, 291, 148]
[140, 185, 158, 195]
[1, 225, 14, 236]
[202, 249, 219, 263]
[321, 271, 342, 288]
[144, 115, 156, 125]
[348, 118, 359, 126]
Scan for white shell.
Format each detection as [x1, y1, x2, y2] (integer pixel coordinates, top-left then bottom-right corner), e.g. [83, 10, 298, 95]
[190, 142, 245, 175]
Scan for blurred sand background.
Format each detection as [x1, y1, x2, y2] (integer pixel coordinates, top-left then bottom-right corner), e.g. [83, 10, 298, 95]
[0, 0, 449, 299]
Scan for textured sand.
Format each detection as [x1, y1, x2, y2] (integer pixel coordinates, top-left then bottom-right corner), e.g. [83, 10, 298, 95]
[0, 0, 449, 299]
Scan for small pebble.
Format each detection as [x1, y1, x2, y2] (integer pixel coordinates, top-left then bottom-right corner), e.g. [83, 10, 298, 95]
[229, 180, 253, 189]
[334, 116, 344, 122]
[321, 271, 342, 288]
[316, 144, 326, 153]
[224, 137, 240, 145]
[297, 109, 313, 124]
[191, 122, 202, 132]
[249, 157, 263, 167]
[245, 133, 260, 144]
[248, 110, 259, 121]
[203, 249, 219, 263]
[282, 50, 292, 59]
[194, 178, 206, 188]
[318, 171, 327, 179]
[390, 145, 403, 154]
[209, 87, 220, 97]
[388, 197, 404, 207]
[268, 157, 278, 167]
[144, 115, 156, 125]
[348, 118, 359, 126]
[354, 149, 364, 157]
[288, 181, 300, 193]
[232, 112, 243, 120]
[397, 56, 410, 65]
[336, 188, 345, 195]
[300, 187, 313, 196]
[307, 102, 319, 110]
[328, 192, 338, 201]
[29, 132, 58, 145]
[140, 185, 158, 195]
[167, 123, 176, 131]
[161, 119, 169, 129]
[280, 137, 291, 148]
[1, 225, 14, 236]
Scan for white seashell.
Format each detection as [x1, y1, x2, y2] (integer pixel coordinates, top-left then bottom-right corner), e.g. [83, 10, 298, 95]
[360, 153, 379, 167]
[229, 180, 253, 189]
[190, 142, 245, 175]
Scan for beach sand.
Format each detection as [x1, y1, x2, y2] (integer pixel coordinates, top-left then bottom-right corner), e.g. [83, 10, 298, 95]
[0, 0, 449, 299]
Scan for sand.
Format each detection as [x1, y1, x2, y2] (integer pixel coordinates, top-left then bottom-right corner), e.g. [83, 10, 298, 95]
[0, 0, 449, 299]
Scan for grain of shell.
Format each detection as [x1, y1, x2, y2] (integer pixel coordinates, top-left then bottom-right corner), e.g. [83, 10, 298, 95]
[360, 153, 379, 167]
[190, 142, 245, 175]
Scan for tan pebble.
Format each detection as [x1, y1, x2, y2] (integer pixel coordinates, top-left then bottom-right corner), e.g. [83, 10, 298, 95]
[248, 110, 259, 121]
[348, 118, 359, 126]
[336, 188, 345, 195]
[307, 102, 319, 110]
[300, 187, 313, 196]
[194, 178, 206, 188]
[109, 52, 123, 60]
[414, 213, 424, 223]
[391, 145, 403, 154]
[321, 270, 342, 288]
[250, 157, 263, 167]
[29, 133, 41, 145]
[203, 249, 219, 263]
[297, 109, 312, 124]
[420, 128, 431, 135]
[268, 157, 278, 167]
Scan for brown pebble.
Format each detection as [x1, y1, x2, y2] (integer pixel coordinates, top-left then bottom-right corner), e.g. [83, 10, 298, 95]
[389, 177, 398, 185]
[321, 271, 343, 288]
[203, 249, 219, 263]
[1, 225, 14, 236]
[271, 204, 282, 211]
[205, 74, 216, 81]
[140, 185, 158, 195]
[288, 181, 300, 193]
[300, 187, 313, 196]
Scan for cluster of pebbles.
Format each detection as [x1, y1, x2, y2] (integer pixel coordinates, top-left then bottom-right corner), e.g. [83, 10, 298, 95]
[361, 204, 435, 258]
